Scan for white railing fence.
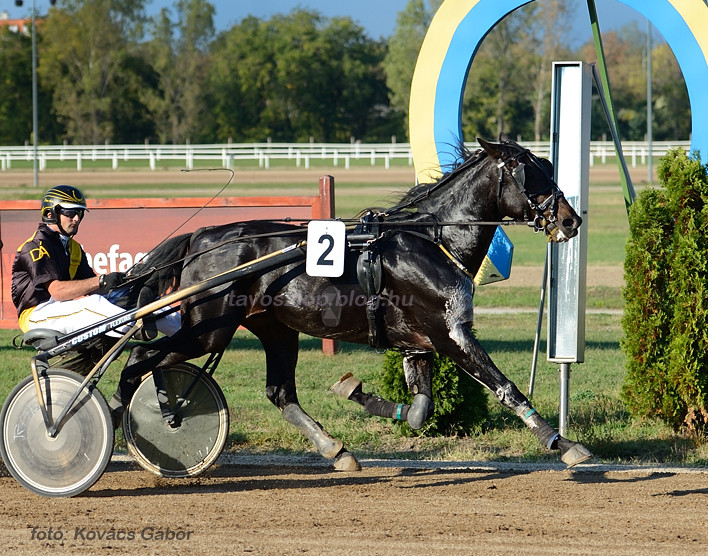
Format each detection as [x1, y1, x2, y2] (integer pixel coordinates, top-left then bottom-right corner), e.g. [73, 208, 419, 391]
[0, 140, 691, 172]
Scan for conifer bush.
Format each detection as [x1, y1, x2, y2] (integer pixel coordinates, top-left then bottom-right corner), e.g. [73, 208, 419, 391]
[379, 350, 489, 436]
[621, 148, 708, 433]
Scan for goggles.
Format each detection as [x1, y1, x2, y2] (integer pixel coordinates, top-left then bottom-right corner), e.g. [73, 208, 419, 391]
[59, 207, 85, 220]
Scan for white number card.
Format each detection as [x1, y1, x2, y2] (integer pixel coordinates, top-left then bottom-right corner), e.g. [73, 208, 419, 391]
[306, 220, 346, 277]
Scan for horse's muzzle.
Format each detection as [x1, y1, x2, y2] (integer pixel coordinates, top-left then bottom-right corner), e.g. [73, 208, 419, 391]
[545, 214, 582, 242]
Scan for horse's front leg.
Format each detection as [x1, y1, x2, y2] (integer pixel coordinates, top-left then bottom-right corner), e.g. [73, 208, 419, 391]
[443, 318, 592, 467]
[330, 350, 434, 429]
[248, 317, 361, 471]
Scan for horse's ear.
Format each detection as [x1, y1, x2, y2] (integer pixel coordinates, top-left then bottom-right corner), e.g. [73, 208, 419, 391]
[477, 137, 502, 159]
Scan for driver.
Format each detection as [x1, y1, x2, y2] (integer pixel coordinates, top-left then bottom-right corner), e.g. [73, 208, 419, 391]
[11, 185, 180, 337]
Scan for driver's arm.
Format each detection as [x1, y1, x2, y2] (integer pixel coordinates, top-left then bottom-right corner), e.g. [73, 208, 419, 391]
[46, 276, 101, 301]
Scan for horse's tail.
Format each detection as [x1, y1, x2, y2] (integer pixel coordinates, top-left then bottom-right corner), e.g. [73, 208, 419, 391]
[112, 233, 192, 308]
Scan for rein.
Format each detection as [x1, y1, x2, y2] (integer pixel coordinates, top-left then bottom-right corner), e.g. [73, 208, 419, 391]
[125, 141, 560, 286]
[125, 216, 532, 286]
[123, 226, 310, 286]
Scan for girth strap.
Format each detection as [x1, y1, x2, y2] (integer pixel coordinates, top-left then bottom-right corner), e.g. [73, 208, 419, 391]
[355, 212, 387, 349]
[358, 246, 386, 348]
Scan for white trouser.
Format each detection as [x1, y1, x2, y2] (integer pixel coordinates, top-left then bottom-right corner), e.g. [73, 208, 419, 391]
[27, 294, 181, 337]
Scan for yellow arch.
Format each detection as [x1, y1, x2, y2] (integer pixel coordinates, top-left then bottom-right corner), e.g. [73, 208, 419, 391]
[409, 0, 708, 183]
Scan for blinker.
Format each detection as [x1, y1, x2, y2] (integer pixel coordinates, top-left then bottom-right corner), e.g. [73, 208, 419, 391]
[512, 163, 525, 187]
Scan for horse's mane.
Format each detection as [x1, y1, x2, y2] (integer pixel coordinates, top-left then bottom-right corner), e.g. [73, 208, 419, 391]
[112, 232, 192, 308]
[388, 143, 486, 213]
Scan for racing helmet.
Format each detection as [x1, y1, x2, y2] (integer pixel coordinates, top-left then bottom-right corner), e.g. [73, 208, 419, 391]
[41, 185, 89, 224]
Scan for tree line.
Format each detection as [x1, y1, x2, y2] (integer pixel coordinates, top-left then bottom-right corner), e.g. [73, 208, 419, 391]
[0, 0, 690, 147]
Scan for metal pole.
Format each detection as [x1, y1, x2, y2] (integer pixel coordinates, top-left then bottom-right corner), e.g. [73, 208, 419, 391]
[586, 0, 635, 213]
[31, 0, 39, 187]
[529, 245, 549, 397]
[647, 19, 653, 185]
[559, 363, 571, 437]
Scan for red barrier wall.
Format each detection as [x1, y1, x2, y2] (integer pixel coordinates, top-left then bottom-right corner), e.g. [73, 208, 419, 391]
[0, 176, 337, 352]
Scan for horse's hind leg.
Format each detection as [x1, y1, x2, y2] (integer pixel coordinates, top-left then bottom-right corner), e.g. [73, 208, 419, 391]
[331, 350, 434, 429]
[247, 318, 361, 472]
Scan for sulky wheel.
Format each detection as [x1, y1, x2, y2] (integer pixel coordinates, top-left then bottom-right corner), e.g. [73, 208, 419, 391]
[122, 363, 229, 478]
[0, 369, 113, 498]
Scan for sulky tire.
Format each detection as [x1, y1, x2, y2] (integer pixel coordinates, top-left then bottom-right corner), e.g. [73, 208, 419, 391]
[0, 369, 113, 498]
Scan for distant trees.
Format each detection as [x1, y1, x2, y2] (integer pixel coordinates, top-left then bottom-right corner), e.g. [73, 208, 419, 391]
[0, 0, 691, 146]
[462, 4, 688, 144]
[578, 22, 690, 143]
[526, 0, 573, 141]
[462, 14, 535, 141]
[208, 9, 398, 143]
[142, 0, 216, 143]
[387, 0, 688, 145]
[651, 42, 690, 141]
[38, 0, 148, 144]
[0, 28, 36, 145]
[383, 0, 440, 135]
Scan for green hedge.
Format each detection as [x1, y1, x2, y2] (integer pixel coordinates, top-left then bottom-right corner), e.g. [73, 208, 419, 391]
[621, 148, 708, 433]
[378, 350, 489, 436]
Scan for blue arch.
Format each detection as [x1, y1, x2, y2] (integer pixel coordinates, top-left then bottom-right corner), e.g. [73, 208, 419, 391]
[433, 1, 531, 172]
[410, 0, 708, 180]
[615, 0, 707, 161]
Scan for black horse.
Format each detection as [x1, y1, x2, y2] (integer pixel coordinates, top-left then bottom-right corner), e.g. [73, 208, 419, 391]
[115, 138, 591, 470]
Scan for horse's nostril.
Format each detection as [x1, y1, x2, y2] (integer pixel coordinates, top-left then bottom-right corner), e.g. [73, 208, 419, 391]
[562, 218, 576, 229]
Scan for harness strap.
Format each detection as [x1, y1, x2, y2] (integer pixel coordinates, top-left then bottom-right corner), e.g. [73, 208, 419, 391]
[362, 248, 385, 348]
[394, 227, 475, 283]
[357, 212, 388, 349]
[437, 244, 475, 281]
[354, 220, 475, 349]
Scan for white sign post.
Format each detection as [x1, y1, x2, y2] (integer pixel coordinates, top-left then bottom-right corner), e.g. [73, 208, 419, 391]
[547, 61, 591, 436]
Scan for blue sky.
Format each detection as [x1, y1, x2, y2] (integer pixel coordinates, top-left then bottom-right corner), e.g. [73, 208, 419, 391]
[3, 1, 650, 44]
[143, 0, 649, 45]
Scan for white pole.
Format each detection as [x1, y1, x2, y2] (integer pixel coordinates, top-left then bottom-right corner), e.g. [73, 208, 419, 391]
[31, 0, 38, 187]
[547, 62, 591, 435]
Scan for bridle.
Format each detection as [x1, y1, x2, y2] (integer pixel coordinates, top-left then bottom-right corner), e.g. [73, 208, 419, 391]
[496, 146, 566, 238]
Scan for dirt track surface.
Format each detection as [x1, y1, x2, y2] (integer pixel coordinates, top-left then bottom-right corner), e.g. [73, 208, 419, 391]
[0, 168, 417, 187]
[1, 456, 706, 555]
[0, 163, 649, 187]
[490, 264, 624, 288]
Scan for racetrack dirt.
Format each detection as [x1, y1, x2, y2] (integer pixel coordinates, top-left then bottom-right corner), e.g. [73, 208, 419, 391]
[0, 161, 651, 187]
[1, 456, 706, 555]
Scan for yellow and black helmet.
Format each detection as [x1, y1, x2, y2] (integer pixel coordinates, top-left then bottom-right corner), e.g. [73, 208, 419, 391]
[41, 185, 89, 224]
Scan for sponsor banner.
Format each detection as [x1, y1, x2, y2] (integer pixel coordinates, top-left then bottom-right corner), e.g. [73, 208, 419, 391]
[0, 195, 328, 329]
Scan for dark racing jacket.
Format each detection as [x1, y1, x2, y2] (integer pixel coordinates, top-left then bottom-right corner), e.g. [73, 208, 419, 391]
[11, 223, 95, 327]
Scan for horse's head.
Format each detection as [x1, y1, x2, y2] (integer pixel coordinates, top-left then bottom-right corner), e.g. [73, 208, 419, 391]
[477, 137, 582, 242]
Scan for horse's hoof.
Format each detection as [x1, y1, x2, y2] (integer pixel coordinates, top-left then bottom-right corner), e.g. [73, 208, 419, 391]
[330, 372, 362, 399]
[561, 443, 593, 467]
[320, 437, 344, 459]
[333, 451, 362, 472]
